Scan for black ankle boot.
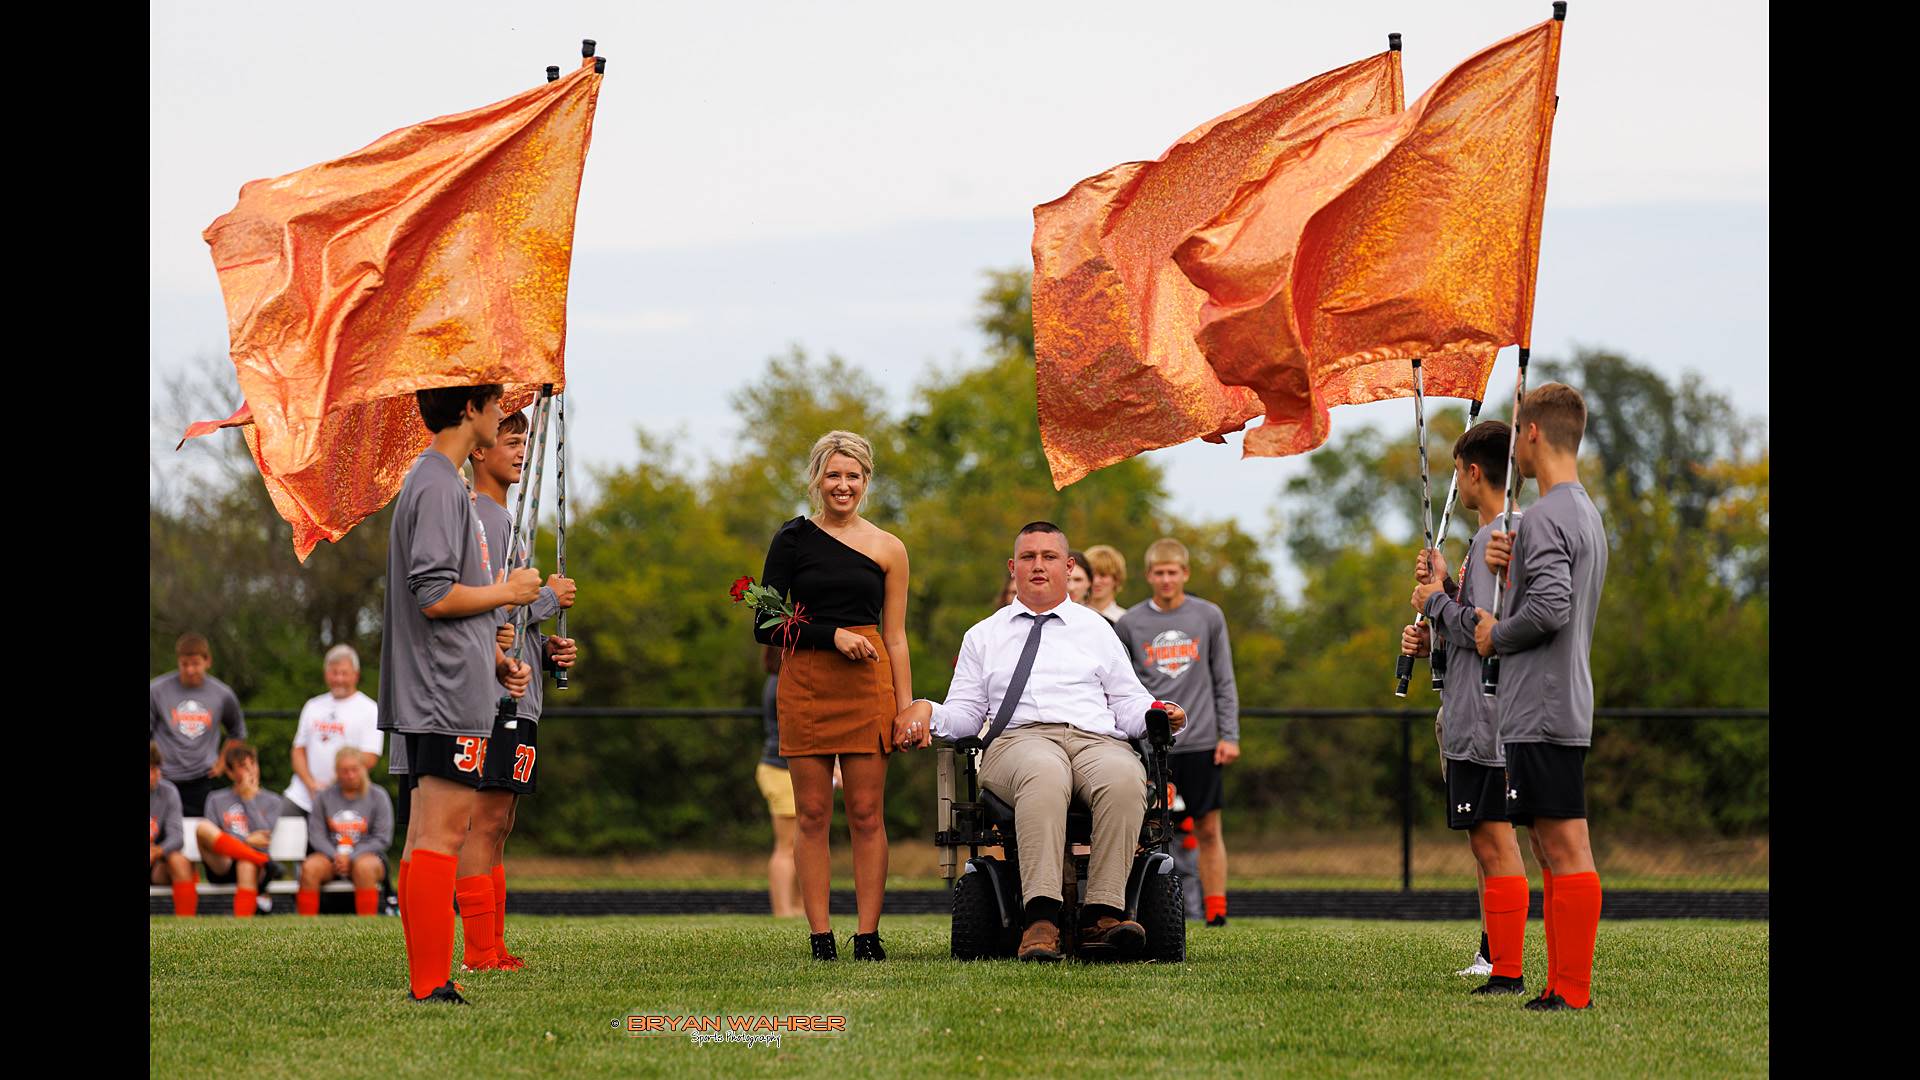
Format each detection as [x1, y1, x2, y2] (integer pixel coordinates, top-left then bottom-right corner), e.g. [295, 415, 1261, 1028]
[852, 932, 886, 961]
[810, 931, 838, 960]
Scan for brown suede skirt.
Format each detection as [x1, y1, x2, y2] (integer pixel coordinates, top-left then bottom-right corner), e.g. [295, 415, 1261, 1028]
[777, 625, 895, 757]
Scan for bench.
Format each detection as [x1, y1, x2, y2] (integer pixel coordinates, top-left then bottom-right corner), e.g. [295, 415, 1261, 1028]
[149, 817, 372, 904]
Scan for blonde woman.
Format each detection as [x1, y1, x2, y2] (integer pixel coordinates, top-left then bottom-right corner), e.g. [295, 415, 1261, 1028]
[754, 431, 912, 961]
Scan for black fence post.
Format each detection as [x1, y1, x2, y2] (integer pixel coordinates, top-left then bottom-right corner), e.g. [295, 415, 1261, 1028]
[1400, 713, 1413, 892]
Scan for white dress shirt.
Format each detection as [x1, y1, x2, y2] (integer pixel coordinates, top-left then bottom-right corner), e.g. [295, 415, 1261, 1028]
[926, 598, 1164, 742]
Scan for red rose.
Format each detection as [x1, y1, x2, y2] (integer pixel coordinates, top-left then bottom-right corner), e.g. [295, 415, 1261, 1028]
[729, 575, 754, 603]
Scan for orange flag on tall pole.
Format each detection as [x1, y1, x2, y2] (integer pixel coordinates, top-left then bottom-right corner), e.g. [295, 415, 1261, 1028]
[186, 57, 604, 559]
[1174, 16, 1563, 458]
[1032, 48, 1404, 489]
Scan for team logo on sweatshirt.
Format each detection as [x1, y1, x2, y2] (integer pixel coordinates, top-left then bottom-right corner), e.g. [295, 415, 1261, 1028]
[328, 809, 367, 848]
[222, 803, 251, 836]
[170, 700, 212, 739]
[1144, 630, 1199, 679]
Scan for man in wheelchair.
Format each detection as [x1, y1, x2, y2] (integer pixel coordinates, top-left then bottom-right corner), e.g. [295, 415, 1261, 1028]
[893, 522, 1188, 962]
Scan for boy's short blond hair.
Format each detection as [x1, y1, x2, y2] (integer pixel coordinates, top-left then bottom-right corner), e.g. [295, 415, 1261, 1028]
[1144, 538, 1189, 569]
[1083, 544, 1127, 583]
[1521, 382, 1587, 453]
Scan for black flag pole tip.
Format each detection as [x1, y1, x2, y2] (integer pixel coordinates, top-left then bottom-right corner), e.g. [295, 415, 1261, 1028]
[594, 56, 607, 74]
[546, 65, 560, 82]
[1553, 2, 1567, 19]
[1388, 32, 1402, 51]
[582, 38, 597, 57]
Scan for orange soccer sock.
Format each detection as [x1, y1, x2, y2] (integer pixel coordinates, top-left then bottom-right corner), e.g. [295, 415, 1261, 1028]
[491, 864, 509, 956]
[296, 889, 321, 916]
[233, 887, 258, 919]
[457, 874, 499, 969]
[355, 887, 380, 916]
[1539, 866, 1558, 995]
[171, 880, 199, 917]
[1204, 895, 1228, 922]
[211, 832, 271, 866]
[1482, 875, 1529, 980]
[405, 850, 458, 999]
[1553, 871, 1602, 1008]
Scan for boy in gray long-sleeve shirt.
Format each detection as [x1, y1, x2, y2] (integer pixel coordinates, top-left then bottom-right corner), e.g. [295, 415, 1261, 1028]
[382, 384, 540, 1004]
[464, 408, 578, 970]
[298, 746, 395, 916]
[1407, 419, 1535, 996]
[1118, 537, 1239, 927]
[149, 631, 246, 817]
[1472, 382, 1609, 1013]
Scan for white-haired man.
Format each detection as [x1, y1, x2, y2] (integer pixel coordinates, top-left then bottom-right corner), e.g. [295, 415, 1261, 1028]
[284, 644, 384, 814]
[893, 522, 1186, 962]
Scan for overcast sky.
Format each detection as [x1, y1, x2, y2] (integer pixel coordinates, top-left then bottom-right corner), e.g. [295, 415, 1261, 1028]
[151, 0, 1769, 582]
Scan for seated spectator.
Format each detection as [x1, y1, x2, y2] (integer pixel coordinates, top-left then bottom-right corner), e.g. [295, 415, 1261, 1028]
[150, 742, 196, 916]
[284, 644, 383, 814]
[196, 743, 284, 918]
[298, 747, 395, 916]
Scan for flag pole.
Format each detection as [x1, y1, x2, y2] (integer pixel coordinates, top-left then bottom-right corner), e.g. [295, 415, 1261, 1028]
[513, 388, 556, 678]
[1395, 358, 1436, 697]
[1422, 398, 1482, 692]
[552, 387, 572, 690]
[1482, 0, 1565, 693]
[1481, 350, 1529, 697]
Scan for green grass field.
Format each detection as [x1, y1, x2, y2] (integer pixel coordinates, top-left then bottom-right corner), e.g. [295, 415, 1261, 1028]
[150, 915, 1769, 1078]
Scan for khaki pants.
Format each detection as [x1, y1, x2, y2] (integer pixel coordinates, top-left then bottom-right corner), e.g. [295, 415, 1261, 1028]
[980, 723, 1149, 911]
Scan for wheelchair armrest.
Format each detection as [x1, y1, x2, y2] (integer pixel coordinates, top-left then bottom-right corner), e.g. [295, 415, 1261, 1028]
[952, 735, 984, 753]
[1144, 704, 1174, 751]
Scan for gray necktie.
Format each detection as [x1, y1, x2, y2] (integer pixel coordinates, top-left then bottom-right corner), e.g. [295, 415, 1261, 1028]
[979, 611, 1056, 749]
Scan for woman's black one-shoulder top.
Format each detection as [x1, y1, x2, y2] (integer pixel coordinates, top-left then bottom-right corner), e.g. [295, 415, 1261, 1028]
[754, 517, 885, 650]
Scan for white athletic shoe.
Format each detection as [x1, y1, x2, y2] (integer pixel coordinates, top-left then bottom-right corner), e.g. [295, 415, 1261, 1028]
[1455, 953, 1493, 977]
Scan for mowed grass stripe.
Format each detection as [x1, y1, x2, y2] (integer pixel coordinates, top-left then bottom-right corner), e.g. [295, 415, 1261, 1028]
[150, 916, 1768, 1078]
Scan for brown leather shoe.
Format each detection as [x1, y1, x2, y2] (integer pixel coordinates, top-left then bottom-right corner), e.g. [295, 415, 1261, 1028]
[1079, 916, 1146, 955]
[1017, 920, 1063, 962]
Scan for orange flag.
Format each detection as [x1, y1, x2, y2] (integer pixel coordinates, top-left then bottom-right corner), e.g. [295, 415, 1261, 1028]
[1175, 17, 1563, 458]
[1032, 50, 1404, 489]
[187, 59, 603, 559]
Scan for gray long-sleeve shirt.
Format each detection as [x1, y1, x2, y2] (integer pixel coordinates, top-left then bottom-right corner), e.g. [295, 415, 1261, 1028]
[378, 450, 499, 738]
[476, 493, 561, 721]
[307, 784, 395, 859]
[149, 672, 246, 781]
[1117, 595, 1240, 753]
[1423, 514, 1522, 766]
[1489, 482, 1608, 747]
[151, 778, 184, 854]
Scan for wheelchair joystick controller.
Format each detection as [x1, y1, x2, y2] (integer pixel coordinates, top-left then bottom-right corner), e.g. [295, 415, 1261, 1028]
[1145, 703, 1175, 750]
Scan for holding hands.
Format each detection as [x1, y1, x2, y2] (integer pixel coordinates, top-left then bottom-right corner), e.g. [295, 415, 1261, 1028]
[892, 700, 934, 751]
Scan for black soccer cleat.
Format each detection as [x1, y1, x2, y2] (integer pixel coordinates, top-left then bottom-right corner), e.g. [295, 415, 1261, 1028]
[1470, 975, 1526, 996]
[410, 981, 469, 1005]
[1206, 914, 1227, 928]
[1524, 991, 1588, 1012]
[851, 932, 886, 961]
[810, 931, 838, 961]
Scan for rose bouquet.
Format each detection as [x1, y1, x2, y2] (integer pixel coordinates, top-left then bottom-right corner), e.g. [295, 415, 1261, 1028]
[730, 575, 811, 655]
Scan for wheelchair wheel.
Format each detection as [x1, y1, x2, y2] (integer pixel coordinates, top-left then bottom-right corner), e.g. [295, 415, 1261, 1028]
[951, 868, 1013, 960]
[1137, 868, 1188, 963]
